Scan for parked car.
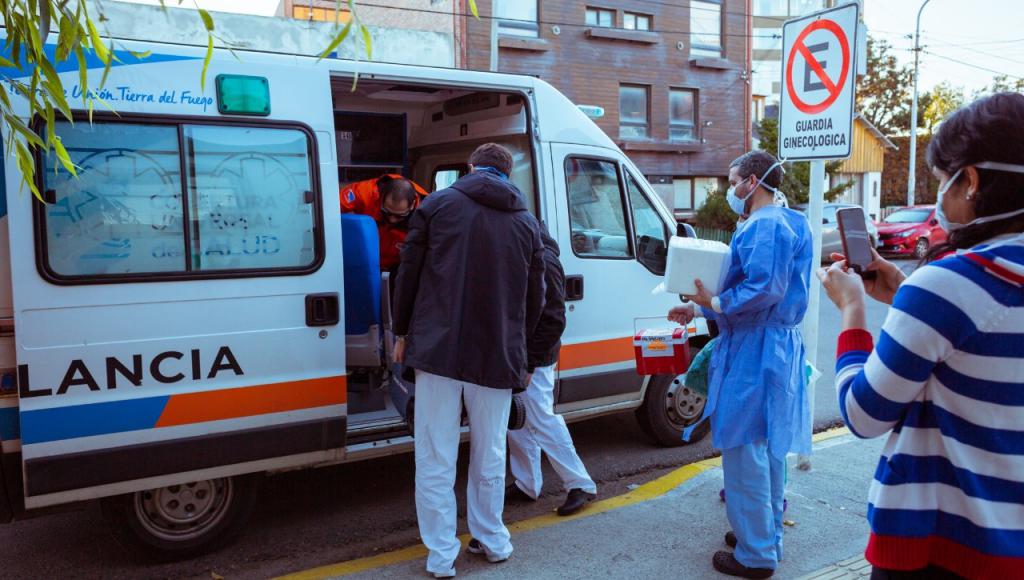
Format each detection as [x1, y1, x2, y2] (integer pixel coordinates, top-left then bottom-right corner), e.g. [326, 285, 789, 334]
[876, 205, 947, 259]
[794, 203, 879, 259]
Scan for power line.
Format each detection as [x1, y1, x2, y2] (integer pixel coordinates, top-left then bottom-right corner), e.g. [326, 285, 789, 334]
[921, 50, 1024, 80]
[921, 42, 1024, 68]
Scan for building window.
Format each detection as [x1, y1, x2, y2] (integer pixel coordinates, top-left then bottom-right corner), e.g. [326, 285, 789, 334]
[496, 0, 539, 38]
[292, 5, 351, 24]
[753, 95, 766, 125]
[669, 89, 697, 142]
[673, 178, 694, 210]
[619, 85, 649, 140]
[585, 7, 615, 28]
[691, 0, 723, 57]
[624, 12, 652, 31]
[752, 0, 789, 16]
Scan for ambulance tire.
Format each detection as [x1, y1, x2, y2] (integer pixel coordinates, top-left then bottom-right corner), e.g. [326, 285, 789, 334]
[101, 474, 259, 562]
[636, 374, 710, 447]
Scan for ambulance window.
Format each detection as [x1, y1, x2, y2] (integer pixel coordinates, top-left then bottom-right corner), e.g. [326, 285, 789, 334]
[431, 164, 468, 192]
[564, 157, 632, 259]
[41, 122, 187, 276]
[626, 173, 670, 275]
[184, 125, 316, 271]
[37, 117, 322, 282]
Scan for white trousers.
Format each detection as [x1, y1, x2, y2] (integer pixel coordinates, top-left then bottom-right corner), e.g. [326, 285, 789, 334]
[414, 370, 513, 575]
[507, 364, 596, 499]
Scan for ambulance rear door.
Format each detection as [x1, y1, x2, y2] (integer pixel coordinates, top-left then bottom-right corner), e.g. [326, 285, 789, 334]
[6, 50, 347, 509]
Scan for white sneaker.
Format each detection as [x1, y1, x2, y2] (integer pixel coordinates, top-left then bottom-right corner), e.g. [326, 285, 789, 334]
[431, 568, 456, 578]
[467, 538, 509, 563]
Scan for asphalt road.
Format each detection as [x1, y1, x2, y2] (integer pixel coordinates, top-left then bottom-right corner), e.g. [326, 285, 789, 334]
[0, 262, 912, 580]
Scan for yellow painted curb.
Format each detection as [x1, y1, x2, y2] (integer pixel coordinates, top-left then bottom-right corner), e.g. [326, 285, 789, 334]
[277, 426, 852, 580]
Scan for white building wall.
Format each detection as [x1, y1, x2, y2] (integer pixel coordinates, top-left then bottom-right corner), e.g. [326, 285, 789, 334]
[96, 1, 454, 68]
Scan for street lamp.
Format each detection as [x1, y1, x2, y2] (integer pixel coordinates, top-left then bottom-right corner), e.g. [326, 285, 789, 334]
[907, 0, 932, 206]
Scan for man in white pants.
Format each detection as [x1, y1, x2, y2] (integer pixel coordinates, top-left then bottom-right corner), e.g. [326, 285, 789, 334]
[508, 227, 597, 516]
[392, 144, 546, 578]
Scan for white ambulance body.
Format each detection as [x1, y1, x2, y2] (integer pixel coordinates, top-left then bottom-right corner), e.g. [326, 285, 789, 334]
[0, 37, 709, 558]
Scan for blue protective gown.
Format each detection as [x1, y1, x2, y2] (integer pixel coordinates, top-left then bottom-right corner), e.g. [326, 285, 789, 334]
[687, 205, 813, 460]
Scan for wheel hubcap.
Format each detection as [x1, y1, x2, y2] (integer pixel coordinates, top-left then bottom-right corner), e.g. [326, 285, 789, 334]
[134, 478, 233, 542]
[665, 375, 705, 429]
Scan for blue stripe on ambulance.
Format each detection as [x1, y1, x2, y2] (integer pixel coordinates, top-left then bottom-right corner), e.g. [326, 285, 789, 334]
[19, 396, 169, 445]
[0, 45, 200, 80]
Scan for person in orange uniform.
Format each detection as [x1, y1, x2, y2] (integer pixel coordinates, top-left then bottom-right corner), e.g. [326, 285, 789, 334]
[340, 174, 429, 271]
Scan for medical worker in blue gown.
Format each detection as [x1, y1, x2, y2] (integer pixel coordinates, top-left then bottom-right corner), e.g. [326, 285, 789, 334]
[669, 150, 813, 579]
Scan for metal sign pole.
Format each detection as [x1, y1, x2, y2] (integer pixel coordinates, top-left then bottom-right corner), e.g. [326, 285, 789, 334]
[798, 160, 825, 470]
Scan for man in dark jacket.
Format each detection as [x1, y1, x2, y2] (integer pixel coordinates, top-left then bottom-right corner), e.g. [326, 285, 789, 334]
[392, 143, 545, 579]
[507, 226, 597, 516]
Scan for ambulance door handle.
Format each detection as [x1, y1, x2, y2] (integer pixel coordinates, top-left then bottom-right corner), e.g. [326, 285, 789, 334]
[305, 293, 340, 327]
[565, 275, 584, 302]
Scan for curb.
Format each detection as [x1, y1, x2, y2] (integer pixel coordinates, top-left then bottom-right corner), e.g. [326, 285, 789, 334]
[277, 427, 853, 579]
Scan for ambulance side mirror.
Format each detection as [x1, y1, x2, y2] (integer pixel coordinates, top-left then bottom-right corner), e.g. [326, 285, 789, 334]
[677, 223, 696, 238]
[637, 235, 667, 276]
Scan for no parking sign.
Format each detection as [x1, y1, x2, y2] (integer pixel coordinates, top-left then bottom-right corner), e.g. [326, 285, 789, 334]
[779, 3, 859, 160]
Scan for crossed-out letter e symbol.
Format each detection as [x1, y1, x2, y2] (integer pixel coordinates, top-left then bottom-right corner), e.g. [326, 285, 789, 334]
[803, 42, 829, 92]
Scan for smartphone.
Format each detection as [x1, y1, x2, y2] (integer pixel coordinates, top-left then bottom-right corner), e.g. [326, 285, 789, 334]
[836, 207, 877, 280]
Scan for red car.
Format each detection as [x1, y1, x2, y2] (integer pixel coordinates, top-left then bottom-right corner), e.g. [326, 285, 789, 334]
[876, 205, 947, 259]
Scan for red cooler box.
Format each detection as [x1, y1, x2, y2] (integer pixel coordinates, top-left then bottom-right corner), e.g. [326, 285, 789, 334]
[633, 327, 691, 375]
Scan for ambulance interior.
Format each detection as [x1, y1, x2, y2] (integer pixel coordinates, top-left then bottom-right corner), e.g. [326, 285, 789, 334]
[330, 77, 538, 435]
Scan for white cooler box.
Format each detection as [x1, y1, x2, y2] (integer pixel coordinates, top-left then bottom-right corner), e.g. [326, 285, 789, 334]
[662, 236, 731, 296]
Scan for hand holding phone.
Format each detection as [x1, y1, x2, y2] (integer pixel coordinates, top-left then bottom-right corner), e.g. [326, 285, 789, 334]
[836, 207, 878, 280]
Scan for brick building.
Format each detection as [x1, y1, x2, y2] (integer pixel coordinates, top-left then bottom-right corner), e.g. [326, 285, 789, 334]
[463, 1, 752, 217]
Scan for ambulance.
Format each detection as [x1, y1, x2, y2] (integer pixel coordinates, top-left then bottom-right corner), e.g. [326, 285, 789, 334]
[0, 35, 710, 559]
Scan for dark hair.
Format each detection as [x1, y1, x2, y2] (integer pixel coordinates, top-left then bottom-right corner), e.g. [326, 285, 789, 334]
[730, 150, 783, 191]
[469, 143, 514, 176]
[924, 92, 1024, 262]
[377, 175, 418, 205]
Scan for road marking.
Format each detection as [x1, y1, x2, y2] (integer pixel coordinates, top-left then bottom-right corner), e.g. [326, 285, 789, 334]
[277, 427, 853, 579]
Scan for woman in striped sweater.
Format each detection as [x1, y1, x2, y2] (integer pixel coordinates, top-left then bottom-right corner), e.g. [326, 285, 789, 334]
[817, 92, 1024, 580]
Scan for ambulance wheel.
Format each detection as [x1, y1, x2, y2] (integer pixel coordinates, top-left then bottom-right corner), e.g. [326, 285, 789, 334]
[101, 474, 258, 562]
[636, 374, 709, 447]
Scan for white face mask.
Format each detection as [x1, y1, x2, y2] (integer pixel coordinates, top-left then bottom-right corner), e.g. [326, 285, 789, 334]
[936, 161, 1024, 233]
[727, 159, 787, 217]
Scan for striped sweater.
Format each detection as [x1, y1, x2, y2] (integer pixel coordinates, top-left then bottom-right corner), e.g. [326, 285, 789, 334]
[834, 234, 1024, 579]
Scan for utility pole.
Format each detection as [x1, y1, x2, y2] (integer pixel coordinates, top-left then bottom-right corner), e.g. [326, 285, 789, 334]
[907, 0, 932, 206]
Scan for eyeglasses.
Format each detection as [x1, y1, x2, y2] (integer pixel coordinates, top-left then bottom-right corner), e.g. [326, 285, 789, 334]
[381, 207, 414, 219]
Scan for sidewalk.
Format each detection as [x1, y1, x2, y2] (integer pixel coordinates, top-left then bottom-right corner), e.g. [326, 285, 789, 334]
[281, 430, 884, 580]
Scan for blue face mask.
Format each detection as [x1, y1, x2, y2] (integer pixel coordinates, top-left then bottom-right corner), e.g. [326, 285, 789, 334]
[727, 160, 786, 217]
[936, 161, 1024, 233]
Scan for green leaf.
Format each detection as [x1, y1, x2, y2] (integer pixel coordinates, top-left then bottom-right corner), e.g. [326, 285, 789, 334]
[468, 0, 479, 18]
[76, 48, 89, 106]
[360, 24, 372, 60]
[198, 8, 214, 32]
[52, 136, 77, 177]
[0, 55, 17, 69]
[318, 20, 352, 60]
[86, 19, 109, 64]
[14, 141, 42, 200]
[44, 102, 56, 144]
[5, 114, 45, 148]
[128, 49, 152, 59]
[200, 34, 213, 92]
